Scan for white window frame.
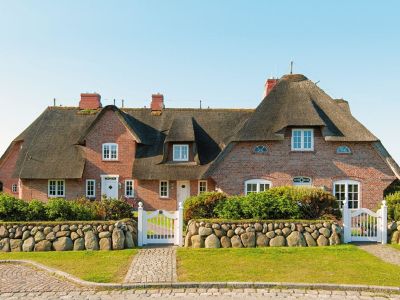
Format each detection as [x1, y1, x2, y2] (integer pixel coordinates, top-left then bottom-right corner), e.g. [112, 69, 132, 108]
[48, 180, 65, 197]
[244, 179, 272, 195]
[293, 176, 313, 186]
[86, 179, 96, 198]
[333, 179, 361, 209]
[125, 179, 134, 198]
[11, 184, 18, 193]
[102, 143, 118, 161]
[336, 145, 352, 154]
[159, 180, 169, 198]
[291, 129, 314, 151]
[198, 180, 208, 194]
[173, 144, 189, 162]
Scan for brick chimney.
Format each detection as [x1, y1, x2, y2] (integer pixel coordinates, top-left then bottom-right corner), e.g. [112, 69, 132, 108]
[263, 78, 278, 98]
[151, 93, 164, 115]
[79, 93, 102, 110]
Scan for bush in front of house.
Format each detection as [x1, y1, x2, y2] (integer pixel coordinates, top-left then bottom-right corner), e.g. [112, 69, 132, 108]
[183, 192, 227, 222]
[386, 191, 400, 221]
[0, 193, 134, 221]
[185, 187, 340, 222]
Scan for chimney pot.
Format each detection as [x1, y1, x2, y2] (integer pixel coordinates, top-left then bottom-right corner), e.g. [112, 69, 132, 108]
[79, 93, 102, 110]
[151, 93, 164, 115]
[263, 78, 278, 98]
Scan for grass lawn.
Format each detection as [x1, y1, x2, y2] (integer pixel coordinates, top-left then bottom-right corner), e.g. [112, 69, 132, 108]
[390, 244, 400, 251]
[0, 249, 137, 283]
[177, 245, 400, 286]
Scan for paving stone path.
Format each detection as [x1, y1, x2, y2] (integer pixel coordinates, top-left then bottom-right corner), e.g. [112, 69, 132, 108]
[124, 246, 177, 283]
[357, 243, 400, 266]
[1, 288, 400, 299]
[0, 263, 83, 294]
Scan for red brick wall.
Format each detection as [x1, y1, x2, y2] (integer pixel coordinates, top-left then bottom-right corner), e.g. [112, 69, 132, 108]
[0, 142, 21, 197]
[20, 179, 83, 201]
[211, 132, 395, 209]
[82, 109, 136, 201]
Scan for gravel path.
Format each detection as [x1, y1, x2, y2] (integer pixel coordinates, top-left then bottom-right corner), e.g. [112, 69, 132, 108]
[124, 246, 177, 283]
[356, 243, 400, 266]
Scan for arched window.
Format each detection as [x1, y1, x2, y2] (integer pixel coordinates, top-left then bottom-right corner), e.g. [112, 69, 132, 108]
[245, 179, 272, 195]
[254, 145, 268, 154]
[293, 176, 312, 186]
[336, 145, 352, 154]
[333, 180, 360, 209]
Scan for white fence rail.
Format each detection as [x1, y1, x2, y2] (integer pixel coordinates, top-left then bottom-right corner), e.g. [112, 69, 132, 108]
[343, 200, 387, 244]
[137, 202, 183, 246]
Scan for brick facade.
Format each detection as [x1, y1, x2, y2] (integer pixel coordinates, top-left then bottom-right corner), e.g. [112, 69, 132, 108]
[0, 142, 21, 197]
[210, 128, 395, 209]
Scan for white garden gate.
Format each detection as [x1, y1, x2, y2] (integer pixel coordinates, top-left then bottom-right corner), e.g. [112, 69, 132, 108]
[342, 200, 387, 244]
[137, 202, 183, 246]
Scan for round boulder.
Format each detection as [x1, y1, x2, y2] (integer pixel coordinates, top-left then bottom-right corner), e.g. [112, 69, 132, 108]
[256, 233, 269, 247]
[85, 231, 99, 250]
[73, 238, 85, 251]
[220, 236, 232, 248]
[231, 235, 243, 248]
[286, 231, 306, 247]
[22, 237, 35, 252]
[112, 229, 125, 250]
[53, 237, 73, 251]
[34, 240, 52, 252]
[205, 234, 221, 248]
[269, 236, 286, 247]
[240, 232, 256, 248]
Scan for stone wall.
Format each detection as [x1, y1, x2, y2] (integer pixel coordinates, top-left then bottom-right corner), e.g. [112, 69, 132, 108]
[389, 221, 400, 244]
[0, 220, 137, 252]
[185, 220, 342, 248]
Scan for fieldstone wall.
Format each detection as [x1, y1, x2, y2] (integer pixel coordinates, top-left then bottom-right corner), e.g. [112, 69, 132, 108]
[185, 220, 342, 248]
[0, 220, 137, 252]
[388, 221, 400, 244]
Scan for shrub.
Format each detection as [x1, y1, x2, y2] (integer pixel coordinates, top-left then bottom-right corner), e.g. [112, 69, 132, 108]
[99, 199, 133, 220]
[0, 193, 28, 221]
[45, 198, 74, 221]
[185, 187, 340, 222]
[385, 191, 400, 221]
[183, 192, 227, 222]
[26, 200, 47, 221]
[214, 196, 245, 219]
[70, 199, 96, 221]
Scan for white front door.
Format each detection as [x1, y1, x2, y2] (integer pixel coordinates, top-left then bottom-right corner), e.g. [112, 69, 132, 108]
[101, 175, 119, 199]
[177, 180, 190, 206]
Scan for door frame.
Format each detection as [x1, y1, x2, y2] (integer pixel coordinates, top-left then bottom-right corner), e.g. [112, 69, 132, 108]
[100, 175, 119, 199]
[176, 180, 190, 206]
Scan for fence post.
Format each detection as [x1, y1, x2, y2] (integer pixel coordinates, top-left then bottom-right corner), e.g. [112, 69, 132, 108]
[381, 200, 388, 245]
[176, 202, 184, 246]
[342, 200, 351, 243]
[138, 202, 143, 247]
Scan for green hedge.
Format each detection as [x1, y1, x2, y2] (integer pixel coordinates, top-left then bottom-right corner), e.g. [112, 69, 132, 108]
[183, 187, 340, 222]
[0, 193, 134, 221]
[385, 191, 400, 221]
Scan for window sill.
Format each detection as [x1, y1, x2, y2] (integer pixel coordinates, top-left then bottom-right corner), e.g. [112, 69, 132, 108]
[290, 150, 315, 153]
[48, 195, 65, 198]
[159, 197, 170, 200]
[102, 159, 120, 162]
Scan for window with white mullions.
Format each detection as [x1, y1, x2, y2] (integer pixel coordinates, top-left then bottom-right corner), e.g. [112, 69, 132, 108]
[11, 184, 18, 193]
[86, 179, 96, 198]
[160, 180, 169, 198]
[198, 180, 207, 194]
[173, 144, 189, 161]
[291, 129, 314, 151]
[245, 179, 272, 195]
[102, 143, 118, 160]
[334, 180, 360, 209]
[293, 176, 312, 186]
[48, 180, 65, 197]
[125, 180, 134, 198]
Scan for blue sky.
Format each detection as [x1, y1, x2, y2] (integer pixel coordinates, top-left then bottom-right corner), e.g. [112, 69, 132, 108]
[0, 1, 399, 163]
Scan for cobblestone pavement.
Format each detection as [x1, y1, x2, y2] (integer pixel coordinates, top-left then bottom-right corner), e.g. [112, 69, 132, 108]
[357, 243, 400, 266]
[1, 288, 400, 300]
[0, 263, 83, 293]
[124, 246, 177, 283]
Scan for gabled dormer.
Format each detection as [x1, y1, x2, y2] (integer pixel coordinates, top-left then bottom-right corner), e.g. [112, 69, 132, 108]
[162, 116, 199, 164]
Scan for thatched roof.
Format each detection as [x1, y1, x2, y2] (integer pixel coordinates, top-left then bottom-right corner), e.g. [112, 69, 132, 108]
[4, 73, 399, 181]
[235, 74, 378, 142]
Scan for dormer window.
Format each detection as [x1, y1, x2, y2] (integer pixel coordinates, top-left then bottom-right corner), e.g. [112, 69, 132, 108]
[291, 129, 314, 151]
[102, 143, 118, 160]
[336, 145, 352, 154]
[173, 144, 189, 161]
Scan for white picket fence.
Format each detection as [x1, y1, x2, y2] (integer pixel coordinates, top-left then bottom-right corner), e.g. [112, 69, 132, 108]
[137, 202, 184, 246]
[342, 200, 387, 244]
